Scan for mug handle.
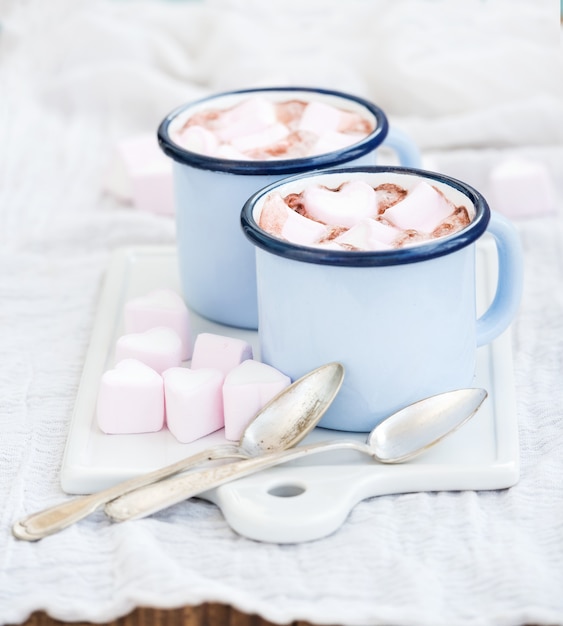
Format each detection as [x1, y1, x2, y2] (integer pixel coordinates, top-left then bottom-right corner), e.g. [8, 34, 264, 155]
[476, 211, 524, 347]
[381, 126, 422, 168]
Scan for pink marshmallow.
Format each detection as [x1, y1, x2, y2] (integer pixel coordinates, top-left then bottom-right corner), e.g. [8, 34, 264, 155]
[302, 181, 379, 228]
[107, 134, 175, 216]
[312, 241, 344, 250]
[383, 182, 455, 233]
[258, 193, 327, 245]
[222, 360, 291, 442]
[311, 131, 365, 156]
[335, 218, 400, 250]
[124, 289, 192, 360]
[215, 144, 250, 160]
[163, 367, 224, 443]
[115, 327, 183, 374]
[231, 123, 289, 153]
[298, 101, 343, 135]
[175, 125, 219, 156]
[96, 359, 164, 434]
[190, 333, 253, 375]
[338, 110, 372, 133]
[214, 97, 277, 142]
[489, 158, 557, 219]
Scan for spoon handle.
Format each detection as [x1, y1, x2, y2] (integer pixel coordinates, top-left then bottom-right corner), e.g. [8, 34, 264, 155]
[12, 443, 245, 541]
[104, 440, 367, 522]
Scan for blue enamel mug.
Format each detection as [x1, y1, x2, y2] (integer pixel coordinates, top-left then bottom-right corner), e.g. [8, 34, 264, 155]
[241, 166, 523, 432]
[158, 87, 421, 329]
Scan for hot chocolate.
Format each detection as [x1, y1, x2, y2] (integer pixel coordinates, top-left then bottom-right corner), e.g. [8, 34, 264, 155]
[159, 87, 421, 329]
[171, 96, 374, 161]
[241, 166, 523, 431]
[258, 180, 472, 251]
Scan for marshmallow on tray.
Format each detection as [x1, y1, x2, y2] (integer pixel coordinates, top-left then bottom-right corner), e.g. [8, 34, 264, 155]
[163, 367, 224, 443]
[190, 333, 253, 375]
[96, 359, 165, 434]
[124, 289, 193, 360]
[105, 134, 175, 216]
[489, 157, 557, 219]
[223, 360, 292, 442]
[115, 327, 183, 375]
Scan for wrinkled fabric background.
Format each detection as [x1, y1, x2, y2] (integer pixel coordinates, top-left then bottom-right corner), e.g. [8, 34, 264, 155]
[1, 1, 563, 625]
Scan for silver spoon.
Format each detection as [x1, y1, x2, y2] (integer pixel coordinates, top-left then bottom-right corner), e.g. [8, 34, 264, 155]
[104, 387, 488, 523]
[12, 362, 345, 541]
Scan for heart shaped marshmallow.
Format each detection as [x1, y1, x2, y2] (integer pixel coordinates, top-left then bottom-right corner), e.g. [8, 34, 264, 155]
[115, 327, 183, 374]
[214, 96, 277, 143]
[302, 181, 378, 228]
[311, 131, 365, 156]
[383, 181, 455, 233]
[175, 125, 219, 156]
[334, 218, 401, 251]
[258, 193, 326, 246]
[124, 289, 192, 360]
[231, 123, 289, 153]
[96, 359, 164, 434]
[222, 360, 291, 442]
[163, 367, 224, 443]
[298, 101, 343, 135]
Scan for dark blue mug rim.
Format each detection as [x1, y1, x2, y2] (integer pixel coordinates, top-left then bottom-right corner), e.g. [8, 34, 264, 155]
[240, 166, 491, 267]
[157, 87, 389, 175]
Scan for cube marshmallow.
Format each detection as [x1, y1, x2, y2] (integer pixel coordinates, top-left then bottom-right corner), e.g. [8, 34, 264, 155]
[223, 360, 291, 442]
[105, 134, 174, 216]
[489, 158, 557, 219]
[190, 333, 253, 375]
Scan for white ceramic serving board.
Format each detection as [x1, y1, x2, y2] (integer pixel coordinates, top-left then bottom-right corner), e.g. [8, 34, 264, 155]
[61, 241, 519, 543]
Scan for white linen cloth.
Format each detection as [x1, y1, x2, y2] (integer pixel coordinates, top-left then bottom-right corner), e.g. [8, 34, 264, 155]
[1, 1, 563, 625]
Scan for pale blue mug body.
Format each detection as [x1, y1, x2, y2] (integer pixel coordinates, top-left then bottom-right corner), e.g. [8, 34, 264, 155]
[241, 167, 523, 432]
[158, 87, 421, 329]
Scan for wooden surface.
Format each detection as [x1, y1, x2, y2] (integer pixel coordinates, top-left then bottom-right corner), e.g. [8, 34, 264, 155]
[13, 605, 325, 626]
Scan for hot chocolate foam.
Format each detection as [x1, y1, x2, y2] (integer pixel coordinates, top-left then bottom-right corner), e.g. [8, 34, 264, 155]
[258, 181, 471, 251]
[172, 96, 374, 161]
